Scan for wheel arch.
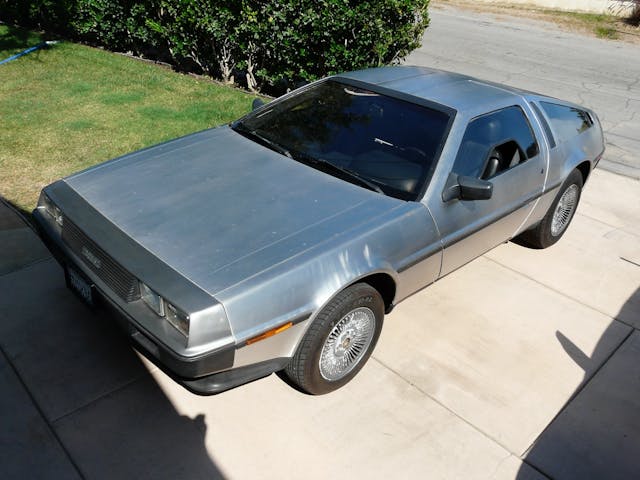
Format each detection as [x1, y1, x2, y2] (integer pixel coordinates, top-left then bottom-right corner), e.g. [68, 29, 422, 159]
[575, 160, 592, 185]
[346, 272, 397, 314]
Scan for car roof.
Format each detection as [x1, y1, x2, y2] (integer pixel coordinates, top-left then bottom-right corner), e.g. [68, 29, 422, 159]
[336, 66, 536, 115]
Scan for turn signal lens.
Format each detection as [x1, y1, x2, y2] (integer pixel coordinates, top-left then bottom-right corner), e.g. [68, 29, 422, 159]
[165, 302, 189, 337]
[246, 322, 293, 346]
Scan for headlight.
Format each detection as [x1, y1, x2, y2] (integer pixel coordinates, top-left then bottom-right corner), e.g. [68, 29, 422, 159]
[39, 192, 64, 226]
[140, 282, 164, 316]
[140, 281, 190, 337]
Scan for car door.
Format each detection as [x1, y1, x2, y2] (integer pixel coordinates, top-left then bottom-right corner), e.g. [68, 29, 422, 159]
[429, 105, 546, 276]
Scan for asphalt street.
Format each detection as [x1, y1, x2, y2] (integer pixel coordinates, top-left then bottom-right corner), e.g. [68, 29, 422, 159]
[407, 4, 640, 179]
[1, 5, 639, 480]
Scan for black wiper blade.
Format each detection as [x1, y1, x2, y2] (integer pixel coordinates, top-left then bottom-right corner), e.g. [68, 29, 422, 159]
[335, 164, 385, 195]
[232, 123, 292, 158]
[296, 153, 384, 195]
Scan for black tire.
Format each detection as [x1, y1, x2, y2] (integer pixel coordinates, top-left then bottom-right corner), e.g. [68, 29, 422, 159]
[285, 283, 384, 395]
[518, 169, 583, 249]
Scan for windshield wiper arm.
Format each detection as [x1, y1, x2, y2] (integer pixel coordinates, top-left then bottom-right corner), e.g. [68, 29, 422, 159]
[335, 164, 385, 195]
[232, 123, 383, 195]
[232, 123, 292, 158]
[296, 153, 384, 195]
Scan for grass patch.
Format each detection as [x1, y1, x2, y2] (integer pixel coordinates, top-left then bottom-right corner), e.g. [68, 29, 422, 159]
[550, 11, 612, 24]
[545, 10, 620, 39]
[0, 25, 257, 211]
[595, 26, 619, 39]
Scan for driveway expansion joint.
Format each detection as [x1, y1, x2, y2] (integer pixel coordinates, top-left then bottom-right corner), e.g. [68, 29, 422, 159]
[370, 355, 518, 456]
[0, 256, 51, 278]
[50, 371, 150, 425]
[483, 255, 636, 331]
[0, 345, 86, 480]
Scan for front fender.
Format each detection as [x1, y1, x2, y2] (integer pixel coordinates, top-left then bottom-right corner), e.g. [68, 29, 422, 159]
[217, 202, 431, 346]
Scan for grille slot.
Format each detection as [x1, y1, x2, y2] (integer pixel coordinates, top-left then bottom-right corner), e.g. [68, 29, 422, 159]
[62, 219, 140, 302]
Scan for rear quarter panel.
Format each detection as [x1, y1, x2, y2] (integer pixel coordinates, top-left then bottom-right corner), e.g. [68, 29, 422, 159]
[525, 99, 604, 226]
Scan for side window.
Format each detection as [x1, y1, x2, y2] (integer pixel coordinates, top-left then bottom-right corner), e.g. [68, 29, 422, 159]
[540, 102, 593, 145]
[453, 106, 539, 180]
[530, 102, 556, 149]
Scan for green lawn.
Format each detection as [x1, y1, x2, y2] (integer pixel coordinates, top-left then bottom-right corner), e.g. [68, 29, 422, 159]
[0, 25, 256, 211]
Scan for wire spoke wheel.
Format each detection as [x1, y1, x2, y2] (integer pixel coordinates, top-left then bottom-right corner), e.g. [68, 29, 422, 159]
[285, 283, 384, 395]
[551, 183, 579, 237]
[319, 307, 376, 381]
[515, 169, 584, 249]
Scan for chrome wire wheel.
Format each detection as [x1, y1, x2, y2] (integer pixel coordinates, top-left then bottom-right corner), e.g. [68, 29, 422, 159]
[319, 307, 376, 381]
[551, 184, 579, 237]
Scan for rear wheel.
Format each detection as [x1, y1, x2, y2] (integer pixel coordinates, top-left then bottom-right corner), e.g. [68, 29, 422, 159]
[518, 169, 583, 249]
[285, 283, 384, 395]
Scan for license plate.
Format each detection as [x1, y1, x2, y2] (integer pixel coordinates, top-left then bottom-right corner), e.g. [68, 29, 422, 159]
[66, 266, 93, 305]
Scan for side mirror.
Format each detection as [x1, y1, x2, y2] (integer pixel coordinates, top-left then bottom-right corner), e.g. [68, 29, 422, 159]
[252, 98, 265, 110]
[442, 174, 493, 202]
[458, 176, 493, 200]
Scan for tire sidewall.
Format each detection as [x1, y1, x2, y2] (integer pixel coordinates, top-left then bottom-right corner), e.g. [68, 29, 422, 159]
[539, 169, 583, 247]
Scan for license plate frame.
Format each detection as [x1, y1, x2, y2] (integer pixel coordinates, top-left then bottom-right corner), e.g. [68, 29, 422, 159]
[65, 265, 94, 306]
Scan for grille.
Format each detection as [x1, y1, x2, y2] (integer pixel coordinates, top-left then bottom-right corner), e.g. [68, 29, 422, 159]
[62, 219, 140, 302]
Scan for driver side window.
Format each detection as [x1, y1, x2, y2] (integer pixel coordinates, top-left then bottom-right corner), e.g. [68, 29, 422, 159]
[453, 106, 538, 180]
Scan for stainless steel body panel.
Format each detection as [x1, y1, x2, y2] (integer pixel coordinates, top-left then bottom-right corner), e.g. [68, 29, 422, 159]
[217, 201, 441, 344]
[426, 98, 547, 275]
[37, 183, 234, 359]
[530, 99, 603, 187]
[41, 126, 443, 357]
[33, 66, 604, 393]
[64, 126, 401, 296]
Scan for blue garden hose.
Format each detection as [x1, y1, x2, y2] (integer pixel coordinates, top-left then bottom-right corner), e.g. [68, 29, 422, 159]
[0, 40, 58, 65]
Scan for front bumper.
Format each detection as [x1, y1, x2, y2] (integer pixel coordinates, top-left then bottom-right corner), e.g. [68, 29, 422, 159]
[33, 205, 284, 394]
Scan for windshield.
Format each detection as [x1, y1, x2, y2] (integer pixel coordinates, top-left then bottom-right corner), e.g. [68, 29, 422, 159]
[233, 79, 452, 200]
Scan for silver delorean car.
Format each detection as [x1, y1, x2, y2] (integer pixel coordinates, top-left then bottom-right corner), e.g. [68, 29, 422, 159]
[34, 67, 604, 395]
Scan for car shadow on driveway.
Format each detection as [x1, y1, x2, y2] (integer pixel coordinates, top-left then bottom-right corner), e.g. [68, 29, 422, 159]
[518, 287, 640, 480]
[0, 210, 225, 479]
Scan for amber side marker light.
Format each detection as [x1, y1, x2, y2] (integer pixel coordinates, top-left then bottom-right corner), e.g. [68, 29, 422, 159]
[246, 322, 294, 345]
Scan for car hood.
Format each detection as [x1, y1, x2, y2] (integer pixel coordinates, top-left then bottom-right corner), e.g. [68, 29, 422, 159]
[64, 126, 402, 295]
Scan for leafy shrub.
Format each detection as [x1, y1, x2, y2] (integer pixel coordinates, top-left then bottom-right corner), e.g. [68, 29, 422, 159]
[146, 1, 241, 80]
[0, 0, 78, 34]
[71, 0, 156, 53]
[238, 1, 430, 88]
[0, 0, 431, 92]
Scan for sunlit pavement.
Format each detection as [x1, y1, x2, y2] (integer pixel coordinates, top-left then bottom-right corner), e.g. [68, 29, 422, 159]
[2, 7, 640, 480]
[407, 4, 640, 180]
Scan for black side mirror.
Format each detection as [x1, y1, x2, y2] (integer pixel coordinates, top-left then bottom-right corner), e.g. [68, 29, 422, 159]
[442, 174, 493, 202]
[458, 175, 493, 200]
[252, 98, 265, 110]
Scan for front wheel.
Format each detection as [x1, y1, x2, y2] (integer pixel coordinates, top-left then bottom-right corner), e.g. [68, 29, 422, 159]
[285, 283, 384, 395]
[518, 169, 583, 249]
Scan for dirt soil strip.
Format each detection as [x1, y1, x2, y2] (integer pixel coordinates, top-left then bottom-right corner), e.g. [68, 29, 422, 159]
[433, 0, 640, 44]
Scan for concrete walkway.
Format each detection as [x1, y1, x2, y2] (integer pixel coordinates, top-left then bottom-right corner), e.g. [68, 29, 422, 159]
[1, 167, 639, 479]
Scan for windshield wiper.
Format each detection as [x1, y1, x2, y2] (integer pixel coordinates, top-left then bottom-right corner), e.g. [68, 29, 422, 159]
[232, 122, 292, 158]
[232, 122, 383, 195]
[294, 153, 385, 195]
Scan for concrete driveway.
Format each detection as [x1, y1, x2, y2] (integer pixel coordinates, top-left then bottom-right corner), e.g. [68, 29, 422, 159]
[2, 5, 639, 480]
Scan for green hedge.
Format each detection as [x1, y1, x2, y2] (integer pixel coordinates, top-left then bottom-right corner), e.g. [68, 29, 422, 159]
[1, 1, 430, 92]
